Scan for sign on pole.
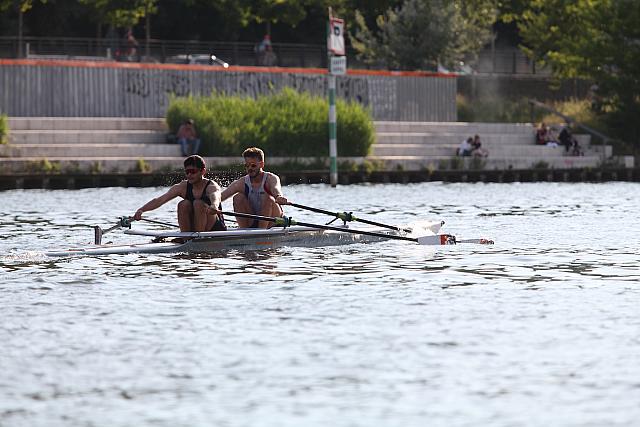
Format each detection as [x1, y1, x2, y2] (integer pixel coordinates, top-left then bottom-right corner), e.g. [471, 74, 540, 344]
[330, 56, 347, 76]
[328, 17, 345, 56]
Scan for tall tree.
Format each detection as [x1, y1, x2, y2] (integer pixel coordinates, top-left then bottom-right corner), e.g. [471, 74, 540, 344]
[0, 0, 47, 56]
[350, 0, 496, 71]
[513, 0, 640, 144]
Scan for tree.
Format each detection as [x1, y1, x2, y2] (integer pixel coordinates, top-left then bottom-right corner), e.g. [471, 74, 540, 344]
[79, 0, 158, 33]
[514, 0, 640, 145]
[243, 0, 308, 36]
[0, 0, 47, 56]
[350, 0, 496, 71]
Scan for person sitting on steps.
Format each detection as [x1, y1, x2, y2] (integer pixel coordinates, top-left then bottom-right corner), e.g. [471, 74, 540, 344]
[176, 119, 201, 156]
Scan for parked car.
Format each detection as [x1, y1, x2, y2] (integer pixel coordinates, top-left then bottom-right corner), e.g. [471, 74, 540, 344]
[166, 54, 229, 68]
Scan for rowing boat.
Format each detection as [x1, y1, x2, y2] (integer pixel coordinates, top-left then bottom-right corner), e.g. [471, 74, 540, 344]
[44, 205, 494, 257]
[44, 221, 486, 257]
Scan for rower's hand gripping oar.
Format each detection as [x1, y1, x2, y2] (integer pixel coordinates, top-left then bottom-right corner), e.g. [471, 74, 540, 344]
[288, 202, 414, 233]
[220, 211, 457, 245]
[94, 216, 132, 244]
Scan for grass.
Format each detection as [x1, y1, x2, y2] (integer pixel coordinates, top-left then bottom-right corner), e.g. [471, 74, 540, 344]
[0, 114, 8, 144]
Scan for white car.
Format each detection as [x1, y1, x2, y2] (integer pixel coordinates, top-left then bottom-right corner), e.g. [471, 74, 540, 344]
[166, 54, 229, 68]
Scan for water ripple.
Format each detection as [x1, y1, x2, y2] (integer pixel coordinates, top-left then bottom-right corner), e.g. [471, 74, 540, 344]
[1, 183, 640, 427]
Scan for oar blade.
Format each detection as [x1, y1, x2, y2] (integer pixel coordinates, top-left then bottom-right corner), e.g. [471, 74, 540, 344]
[416, 234, 457, 245]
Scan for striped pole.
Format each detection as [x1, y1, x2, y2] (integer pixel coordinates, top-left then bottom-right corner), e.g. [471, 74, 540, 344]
[328, 73, 338, 187]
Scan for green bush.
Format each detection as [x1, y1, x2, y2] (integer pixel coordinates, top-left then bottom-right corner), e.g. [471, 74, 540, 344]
[166, 88, 375, 157]
[0, 114, 8, 144]
[457, 94, 538, 123]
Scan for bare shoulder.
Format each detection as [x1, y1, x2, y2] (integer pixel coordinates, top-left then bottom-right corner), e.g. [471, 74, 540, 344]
[227, 177, 245, 191]
[170, 180, 187, 196]
[221, 176, 245, 199]
[265, 171, 281, 185]
[207, 179, 222, 192]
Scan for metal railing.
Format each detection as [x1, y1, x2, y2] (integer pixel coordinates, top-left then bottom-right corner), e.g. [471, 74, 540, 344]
[1, 35, 547, 74]
[0, 36, 333, 68]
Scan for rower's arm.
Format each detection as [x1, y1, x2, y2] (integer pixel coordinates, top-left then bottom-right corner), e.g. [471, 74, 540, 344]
[220, 178, 244, 201]
[267, 173, 289, 205]
[133, 183, 182, 219]
[206, 181, 222, 213]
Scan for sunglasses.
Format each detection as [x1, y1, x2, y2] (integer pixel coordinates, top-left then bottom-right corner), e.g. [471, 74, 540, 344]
[185, 168, 201, 175]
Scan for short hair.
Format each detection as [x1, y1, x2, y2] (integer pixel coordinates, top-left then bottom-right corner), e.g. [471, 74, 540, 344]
[184, 155, 206, 169]
[242, 147, 264, 162]
[186, 118, 194, 125]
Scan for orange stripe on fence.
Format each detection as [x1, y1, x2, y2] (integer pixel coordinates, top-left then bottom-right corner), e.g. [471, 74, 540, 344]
[0, 58, 456, 78]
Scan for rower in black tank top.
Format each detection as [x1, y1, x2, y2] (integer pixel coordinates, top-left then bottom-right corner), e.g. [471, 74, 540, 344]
[186, 179, 227, 231]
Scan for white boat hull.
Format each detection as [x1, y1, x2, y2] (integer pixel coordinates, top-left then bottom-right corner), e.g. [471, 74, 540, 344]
[45, 225, 397, 257]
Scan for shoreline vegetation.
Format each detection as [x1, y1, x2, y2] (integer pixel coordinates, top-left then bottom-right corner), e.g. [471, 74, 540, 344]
[0, 114, 8, 145]
[166, 89, 375, 158]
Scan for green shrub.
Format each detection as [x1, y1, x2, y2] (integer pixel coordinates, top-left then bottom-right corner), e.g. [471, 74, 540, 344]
[166, 88, 375, 157]
[27, 158, 61, 173]
[532, 160, 549, 169]
[457, 94, 538, 123]
[136, 158, 152, 173]
[0, 114, 8, 144]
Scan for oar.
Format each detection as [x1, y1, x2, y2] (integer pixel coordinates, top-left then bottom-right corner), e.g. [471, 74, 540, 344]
[138, 217, 178, 228]
[288, 202, 413, 233]
[93, 216, 132, 244]
[220, 211, 454, 245]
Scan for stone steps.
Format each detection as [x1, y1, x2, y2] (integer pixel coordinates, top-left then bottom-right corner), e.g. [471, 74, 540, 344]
[377, 132, 537, 145]
[8, 130, 168, 144]
[368, 155, 604, 171]
[375, 121, 535, 135]
[0, 156, 359, 174]
[8, 117, 167, 131]
[373, 143, 590, 158]
[0, 154, 607, 175]
[1, 143, 181, 158]
[0, 117, 617, 173]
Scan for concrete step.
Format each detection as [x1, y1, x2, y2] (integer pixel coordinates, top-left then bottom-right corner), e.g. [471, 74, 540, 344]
[0, 156, 360, 174]
[0, 153, 606, 175]
[368, 155, 604, 170]
[8, 117, 168, 131]
[2, 144, 181, 158]
[374, 121, 536, 135]
[8, 130, 168, 144]
[372, 143, 596, 158]
[376, 132, 538, 145]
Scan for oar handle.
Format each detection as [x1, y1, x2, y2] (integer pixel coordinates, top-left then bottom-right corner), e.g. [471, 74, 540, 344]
[289, 203, 336, 217]
[349, 216, 411, 233]
[220, 211, 295, 227]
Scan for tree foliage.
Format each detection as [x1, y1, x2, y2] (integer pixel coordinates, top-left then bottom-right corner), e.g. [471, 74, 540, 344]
[78, 0, 158, 29]
[350, 0, 496, 71]
[514, 0, 640, 144]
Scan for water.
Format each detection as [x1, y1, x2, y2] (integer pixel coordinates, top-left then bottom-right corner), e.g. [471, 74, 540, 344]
[1, 182, 639, 427]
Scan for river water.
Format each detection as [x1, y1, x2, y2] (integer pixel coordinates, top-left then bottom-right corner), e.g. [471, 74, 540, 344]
[1, 182, 639, 427]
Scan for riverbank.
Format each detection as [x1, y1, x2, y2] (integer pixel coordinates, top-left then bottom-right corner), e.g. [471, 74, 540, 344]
[2, 167, 639, 190]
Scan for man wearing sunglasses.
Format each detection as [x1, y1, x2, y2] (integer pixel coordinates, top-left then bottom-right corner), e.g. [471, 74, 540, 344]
[221, 147, 289, 228]
[132, 155, 226, 232]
